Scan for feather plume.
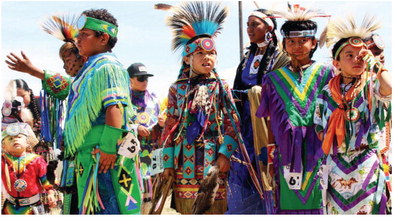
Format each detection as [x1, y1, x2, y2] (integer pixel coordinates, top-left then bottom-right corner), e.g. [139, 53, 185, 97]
[320, 14, 382, 48]
[149, 175, 173, 214]
[318, 24, 328, 48]
[40, 13, 79, 42]
[167, 1, 228, 52]
[272, 3, 329, 21]
[4, 80, 16, 101]
[192, 165, 220, 214]
[20, 107, 34, 128]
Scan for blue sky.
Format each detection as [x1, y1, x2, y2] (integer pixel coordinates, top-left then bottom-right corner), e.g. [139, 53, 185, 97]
[1, 1, 392, 100]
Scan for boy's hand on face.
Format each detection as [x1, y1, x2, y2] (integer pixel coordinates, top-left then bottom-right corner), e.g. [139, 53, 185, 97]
[91, 148, 116, 173]
[216, 154, 230, 172]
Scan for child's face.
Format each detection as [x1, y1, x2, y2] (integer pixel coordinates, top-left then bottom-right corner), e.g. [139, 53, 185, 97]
[61, 50, 85, 77]
[186, 50, 217, 75]
[76, 29, 107, 58]
[284, 37, 316, 62]
[2, 134, 28, 156]
[334, 45, 367, 77]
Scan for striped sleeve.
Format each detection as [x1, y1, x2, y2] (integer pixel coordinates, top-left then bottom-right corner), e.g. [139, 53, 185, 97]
[100, 64, 130, 109]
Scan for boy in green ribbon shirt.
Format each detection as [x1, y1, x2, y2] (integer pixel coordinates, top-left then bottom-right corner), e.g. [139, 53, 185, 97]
[63, 9, 141, 214]
[6, 8, 141, 214]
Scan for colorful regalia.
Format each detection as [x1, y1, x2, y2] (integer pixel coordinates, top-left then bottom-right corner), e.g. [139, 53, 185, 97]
[256, 4, 333, 214]
[60, 52, 141, 214]
[161, 2, 240, 214]
[40, 16, 142, 212]
[257, 62, 333, 213]
[41, 69, 75, 214]
[229, 9, 289, 214]
[39, 14, 81, 214]
[2, 153, 52, 215]
[2, 123, 49, 215]
[162, 71, 239, 214]
[315, 78, 390, 214]
[129, 89, 162, 210]
[315, 15, 390, 214]
[42, 11, 142, 214]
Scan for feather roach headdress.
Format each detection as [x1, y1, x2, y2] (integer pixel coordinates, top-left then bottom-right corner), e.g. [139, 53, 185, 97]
[319, 15, 382, 156]
[40, 13, 79, 43]
[319, 15, 382, 59]
[275, 3, 329, 22]
[273, 3, 330, 38]
[167, 1, 228, 57]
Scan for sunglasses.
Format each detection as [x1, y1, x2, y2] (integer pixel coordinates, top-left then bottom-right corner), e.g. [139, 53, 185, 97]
[134, 76, 148, 82]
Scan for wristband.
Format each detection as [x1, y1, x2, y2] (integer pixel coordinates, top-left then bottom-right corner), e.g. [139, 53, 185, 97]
[99, 124, 125, 154]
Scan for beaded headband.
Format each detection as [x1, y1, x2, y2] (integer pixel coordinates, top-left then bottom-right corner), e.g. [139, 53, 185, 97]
[77, 14, 118, 37]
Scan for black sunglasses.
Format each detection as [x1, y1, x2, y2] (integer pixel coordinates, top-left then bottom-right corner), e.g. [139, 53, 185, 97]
[133, 76, 148, 82]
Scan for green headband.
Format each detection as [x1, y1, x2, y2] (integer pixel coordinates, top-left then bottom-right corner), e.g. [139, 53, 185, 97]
[77, 14, 118, 37]
[334, 37, 366, 60]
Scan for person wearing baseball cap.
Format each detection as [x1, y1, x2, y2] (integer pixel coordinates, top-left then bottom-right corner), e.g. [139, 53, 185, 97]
[127, 62, 165, 214]
[127, 62, 154, 77]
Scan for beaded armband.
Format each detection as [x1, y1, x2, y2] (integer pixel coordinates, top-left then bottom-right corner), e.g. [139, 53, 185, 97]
[42, 70, 71, 100]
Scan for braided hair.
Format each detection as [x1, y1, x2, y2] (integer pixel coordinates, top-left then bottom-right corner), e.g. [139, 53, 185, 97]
[14, 79, 40, 125]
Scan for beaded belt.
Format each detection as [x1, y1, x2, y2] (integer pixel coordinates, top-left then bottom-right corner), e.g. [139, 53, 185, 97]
[5, 193, 40, 206]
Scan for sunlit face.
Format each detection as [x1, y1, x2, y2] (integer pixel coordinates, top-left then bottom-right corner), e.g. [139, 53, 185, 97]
[61, 50, 85, 77]
[334, 45, 367, 77]
[2, 134, 28, 156]
[284, 37, 316, 62]
[16, 88, 30, 106]
[76, 29, 104, 57]
[247, 16, 271, 43]
[185, 50, 217, 75]
[130, 76, 149, 91]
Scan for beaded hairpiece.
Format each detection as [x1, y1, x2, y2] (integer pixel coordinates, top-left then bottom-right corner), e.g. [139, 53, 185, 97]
[319, 15, 381, 59]
[167, 1, 228, 57]
[273, 3, 330, 38]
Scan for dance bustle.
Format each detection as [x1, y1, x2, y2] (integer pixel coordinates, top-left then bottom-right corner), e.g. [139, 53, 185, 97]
[192, 165, 220, 214]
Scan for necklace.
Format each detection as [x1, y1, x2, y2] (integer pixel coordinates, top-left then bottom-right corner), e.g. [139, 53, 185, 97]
[339, 82, 361, 122]
[342, 74, 361, 79]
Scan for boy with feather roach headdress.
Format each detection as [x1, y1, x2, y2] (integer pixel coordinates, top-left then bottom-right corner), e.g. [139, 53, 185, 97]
[256, 3, 333, 214]
[315, 14, 391, 214]
[6, 13, 86, 214]
[160, 2, 241, 214]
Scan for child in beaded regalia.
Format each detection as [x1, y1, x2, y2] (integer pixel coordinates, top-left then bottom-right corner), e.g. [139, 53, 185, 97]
[2, 123, 56, 214]
[161, 2, 241, 214]
[315, 15, 392, 214]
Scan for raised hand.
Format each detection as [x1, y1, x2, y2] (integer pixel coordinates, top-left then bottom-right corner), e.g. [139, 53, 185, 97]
[5, 51, 44, 79]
